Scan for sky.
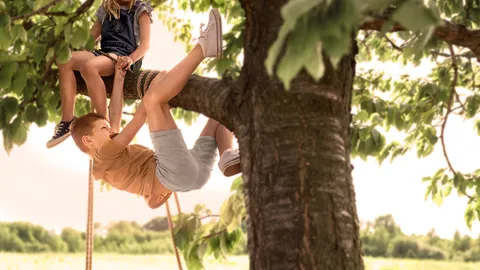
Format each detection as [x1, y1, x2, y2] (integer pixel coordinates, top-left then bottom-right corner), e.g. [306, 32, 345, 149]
[1, 11, 480, 240]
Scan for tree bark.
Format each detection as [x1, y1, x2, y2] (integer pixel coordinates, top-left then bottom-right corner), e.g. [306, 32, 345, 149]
[236, 0, 364, 269]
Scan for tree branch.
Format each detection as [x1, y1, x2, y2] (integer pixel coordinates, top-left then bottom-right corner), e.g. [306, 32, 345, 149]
[360, 16, 480, 60]
[11, 0, 62, 22]
[440, 45, 457, 174]
[75, 71, 238, 130]
[202, 229, 226, 240]
[200, 215, 220, 220]
[439, 45, 475, 201]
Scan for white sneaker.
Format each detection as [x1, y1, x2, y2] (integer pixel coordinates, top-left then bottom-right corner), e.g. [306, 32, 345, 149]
[218, 149, 240, 177]
[198, 8, 223, 58]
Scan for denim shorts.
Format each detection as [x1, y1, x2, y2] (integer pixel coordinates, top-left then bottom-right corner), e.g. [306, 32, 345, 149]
[91, 49, 143, 71]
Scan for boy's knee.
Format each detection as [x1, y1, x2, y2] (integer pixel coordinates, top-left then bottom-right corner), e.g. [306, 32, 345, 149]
[143, 71, 169, 106]
[144, 91, 169, 111]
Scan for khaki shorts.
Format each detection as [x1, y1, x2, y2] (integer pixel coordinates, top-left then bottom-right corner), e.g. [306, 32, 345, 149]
[150, 129, 217, 192]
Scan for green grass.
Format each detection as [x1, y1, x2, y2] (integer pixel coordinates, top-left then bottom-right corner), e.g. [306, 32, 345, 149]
[2, 253, 480, 269]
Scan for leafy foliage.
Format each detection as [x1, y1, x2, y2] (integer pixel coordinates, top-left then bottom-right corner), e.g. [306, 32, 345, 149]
[171, 177, 246, 269]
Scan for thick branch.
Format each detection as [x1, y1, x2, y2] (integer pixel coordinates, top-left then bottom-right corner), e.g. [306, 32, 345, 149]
[360, 16, 480, 60]
[75, 71, 237, 130]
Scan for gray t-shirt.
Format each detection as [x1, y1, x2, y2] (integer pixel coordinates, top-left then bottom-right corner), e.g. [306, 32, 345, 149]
[95, 0, 153, 45]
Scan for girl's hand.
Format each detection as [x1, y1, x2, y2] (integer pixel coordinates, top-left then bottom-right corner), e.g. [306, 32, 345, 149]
[117, 56, 134, 71]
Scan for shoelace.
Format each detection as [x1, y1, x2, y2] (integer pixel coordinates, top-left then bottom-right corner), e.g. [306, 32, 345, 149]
[53, 122, 67, 137]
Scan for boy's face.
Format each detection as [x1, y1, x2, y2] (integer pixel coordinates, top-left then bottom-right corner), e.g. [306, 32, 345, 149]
[83, 119, 113, 151]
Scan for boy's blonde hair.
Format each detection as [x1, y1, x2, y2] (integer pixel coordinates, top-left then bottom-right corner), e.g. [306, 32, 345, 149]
[71, 113, 107, 153]
[103, 0, 134, 20]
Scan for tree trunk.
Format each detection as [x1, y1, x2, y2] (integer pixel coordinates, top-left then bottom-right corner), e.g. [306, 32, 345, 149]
[236, 1, 364, 269]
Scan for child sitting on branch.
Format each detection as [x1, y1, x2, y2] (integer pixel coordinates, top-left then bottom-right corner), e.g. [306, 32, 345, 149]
[47, 0, 152, 148]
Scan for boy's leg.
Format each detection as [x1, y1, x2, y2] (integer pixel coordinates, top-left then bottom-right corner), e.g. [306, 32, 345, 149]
[147, 9, 223, 192]
[79, 54, 117, 118]
[143, 44, 204, 131]
[197, 118, 241, 177]
[47, 51, 96, 148]
[144, 8, 222, 131]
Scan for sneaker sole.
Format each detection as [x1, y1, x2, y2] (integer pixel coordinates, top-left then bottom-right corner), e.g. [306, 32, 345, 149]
[46, 132, 71, 149]
[211, 8, 223, 58]
[223, 163, 241, 177]
[220, 157, 241, 177]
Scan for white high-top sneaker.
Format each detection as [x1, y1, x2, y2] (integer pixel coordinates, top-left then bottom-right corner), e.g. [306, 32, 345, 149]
[218, 149, 241, 177]
[198, 8, 223, 58]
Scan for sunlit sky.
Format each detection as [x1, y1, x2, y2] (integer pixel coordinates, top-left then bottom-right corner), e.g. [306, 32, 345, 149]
[1, 11, 479, 240]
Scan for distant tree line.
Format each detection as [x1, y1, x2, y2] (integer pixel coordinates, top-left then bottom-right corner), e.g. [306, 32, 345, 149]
[3, 214, 479, 262]
[0, 216, 247, 255]
[360, 214, 480, 262]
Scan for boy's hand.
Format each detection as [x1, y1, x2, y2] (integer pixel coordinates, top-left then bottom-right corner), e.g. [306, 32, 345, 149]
[114, 65, 127, 79]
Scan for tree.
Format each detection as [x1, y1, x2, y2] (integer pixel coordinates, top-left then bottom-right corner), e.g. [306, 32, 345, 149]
[2, 0, 480, 269]
[143, 216, 169, 232]
[61, 227, 84, 253]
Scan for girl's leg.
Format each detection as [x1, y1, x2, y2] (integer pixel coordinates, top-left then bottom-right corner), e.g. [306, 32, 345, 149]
[58, 51, 96, 121]
[47, 51, 96, 148]
[79, 55, 117, 119]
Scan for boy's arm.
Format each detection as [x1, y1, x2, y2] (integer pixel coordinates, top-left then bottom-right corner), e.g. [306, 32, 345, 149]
[112, 100, 147, 147]
[109, 68, 125, 133]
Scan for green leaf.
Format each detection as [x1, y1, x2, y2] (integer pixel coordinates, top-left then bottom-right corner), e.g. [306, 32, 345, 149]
[453, 173, 464, 188]
[433, 192, 443, 207]
[25, 104, 39, 123]
[0, 62, 19, 89]
[2, 127, 13, 154]
[354, 110, 369, 122]
[10, 116, 27, 146]
[32, 44, 47, 64]
[11, 24, 27, 42]
[3, 96, 18, 122]
[11, 64, 28, 94]
[465, 205, 475, 229]
[71, 26, 87, 48]
[0, 15, 11, 50]
[56, 41, 71, 64]
[392, 0, 439, 32]
[443, 185, 452, 197]
[304, 42, 325, 81]
[230, 177, 243, 192]
[36, 108, 48, 127]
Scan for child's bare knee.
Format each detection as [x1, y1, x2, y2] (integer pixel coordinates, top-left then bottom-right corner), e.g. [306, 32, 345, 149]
[79, 61, 98, 78]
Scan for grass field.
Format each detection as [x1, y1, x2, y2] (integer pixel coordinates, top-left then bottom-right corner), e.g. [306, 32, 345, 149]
[2, 253, 480, 270]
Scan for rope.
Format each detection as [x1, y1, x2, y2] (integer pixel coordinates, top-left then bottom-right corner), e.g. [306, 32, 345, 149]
[174, 192, 182, 214]
[85, 103, 95, 270]
[166, 195, 183, 270]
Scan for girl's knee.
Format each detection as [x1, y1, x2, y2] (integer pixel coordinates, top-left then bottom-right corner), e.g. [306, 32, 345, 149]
[79, 61, 99, 77]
